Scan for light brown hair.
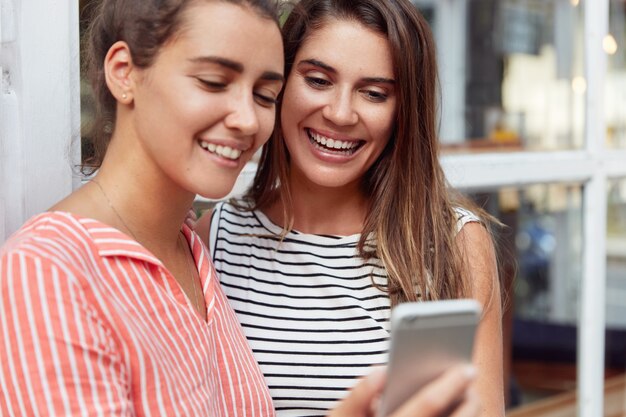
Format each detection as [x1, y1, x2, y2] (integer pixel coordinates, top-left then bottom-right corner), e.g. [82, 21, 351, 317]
[245, 0, 499, 306]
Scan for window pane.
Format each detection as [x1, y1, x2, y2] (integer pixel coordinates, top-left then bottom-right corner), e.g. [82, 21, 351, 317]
[468, 184, 583, 412]
[414, 0, 585, 151]
[606, 0, 626, 148]
[605, 179, 626, 414]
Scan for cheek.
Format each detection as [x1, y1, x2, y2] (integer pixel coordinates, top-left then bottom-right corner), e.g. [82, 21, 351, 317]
[280, 99, 298, 137]
[281, 79, 321, 123]
[257, 110, 277, 146]
[280, 86, 301, 123]
[368, 106, 396, 144]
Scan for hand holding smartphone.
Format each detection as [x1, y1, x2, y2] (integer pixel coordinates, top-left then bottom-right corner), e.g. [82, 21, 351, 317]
[377, 299, 481, 417]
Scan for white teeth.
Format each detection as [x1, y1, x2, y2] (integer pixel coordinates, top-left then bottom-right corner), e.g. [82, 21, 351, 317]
[229, 148, 241, 159]
[200, 141, 243, 160]
[309, 130, 359, 150]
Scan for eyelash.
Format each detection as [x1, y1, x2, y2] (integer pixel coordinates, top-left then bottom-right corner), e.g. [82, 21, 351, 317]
[198, 78, 226, 90]
[363, 90, 388, 103]
[197, 78, 278, 107]
[254, 93, 278, 107]
[305, 76, 331, 88]
[304, 75, 389, 103]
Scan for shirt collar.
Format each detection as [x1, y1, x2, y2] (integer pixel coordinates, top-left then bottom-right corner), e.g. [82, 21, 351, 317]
[79, 217, 164, 266]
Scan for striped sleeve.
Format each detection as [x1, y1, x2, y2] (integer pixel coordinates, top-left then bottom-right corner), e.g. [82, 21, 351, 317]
[0, 250, 130, 416]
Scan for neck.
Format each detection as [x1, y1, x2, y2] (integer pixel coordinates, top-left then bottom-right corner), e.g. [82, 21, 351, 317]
[89, 132, 196, 256]
[269, 171, 368, 236]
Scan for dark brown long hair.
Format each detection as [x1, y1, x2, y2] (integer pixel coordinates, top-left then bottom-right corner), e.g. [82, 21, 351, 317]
[81, 0, 280, 174]
[245, 0, 500, 306]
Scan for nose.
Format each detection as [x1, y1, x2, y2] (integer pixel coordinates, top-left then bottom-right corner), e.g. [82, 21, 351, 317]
[322, 88, 358, 126]
[224, 90, 260, 136]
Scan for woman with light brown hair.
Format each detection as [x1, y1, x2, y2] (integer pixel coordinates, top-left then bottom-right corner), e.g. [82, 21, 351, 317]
[198, 0, 504, 415]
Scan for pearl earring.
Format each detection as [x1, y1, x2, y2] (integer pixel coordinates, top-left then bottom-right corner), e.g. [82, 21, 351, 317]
[122, 92, 128, 100]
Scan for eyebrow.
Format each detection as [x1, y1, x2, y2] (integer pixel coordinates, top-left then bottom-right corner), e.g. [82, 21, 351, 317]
[189, 56, 284, 83]
[300, 58, 335, 73]
[299, 58, 395, 85]
[261, 71, 285, 83]
[363, 77, 395, 85]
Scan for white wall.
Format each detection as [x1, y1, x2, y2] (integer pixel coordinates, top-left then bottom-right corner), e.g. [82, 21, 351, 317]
[0, 0, 81, 242]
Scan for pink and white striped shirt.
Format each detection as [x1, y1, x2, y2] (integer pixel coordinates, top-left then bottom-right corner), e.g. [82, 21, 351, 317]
[0, 211, 274, 417]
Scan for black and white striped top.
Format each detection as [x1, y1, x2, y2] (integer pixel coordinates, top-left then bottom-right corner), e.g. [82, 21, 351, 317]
[209, 201, 479, 417]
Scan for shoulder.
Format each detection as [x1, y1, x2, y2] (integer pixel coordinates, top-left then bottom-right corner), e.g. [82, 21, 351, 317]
[1, 215, 96, 327]
[455, 219, 499, 303]
[1, 212, 96, 284]
[453, 206, 481, 233]
[456, 221, 492, 254]
[452, 205, 495, 272]
[3, 212, 89, 257]
[455, 211, 494, 273]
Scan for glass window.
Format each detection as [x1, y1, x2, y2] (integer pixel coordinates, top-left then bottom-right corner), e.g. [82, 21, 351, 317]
[468, 183, 583, 411]
[606, 0, 626, 148]
[414, 0, 585, 151]
[605, 179, 626, 413]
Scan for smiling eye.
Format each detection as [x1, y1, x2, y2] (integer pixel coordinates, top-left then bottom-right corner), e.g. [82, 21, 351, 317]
[305, 76, 331, 89]
[254, 92, 279, 107]
[197, 78, 227, 90]
[362, 89, 388, 103]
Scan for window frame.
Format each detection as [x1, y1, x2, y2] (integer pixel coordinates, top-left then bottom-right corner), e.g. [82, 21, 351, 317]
[439, 1, 610, 415]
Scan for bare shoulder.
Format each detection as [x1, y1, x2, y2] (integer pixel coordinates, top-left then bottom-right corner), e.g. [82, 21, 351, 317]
[195, 209, 214, 244]
[456, 222, 494, 259]
[455, 221, 499, 304]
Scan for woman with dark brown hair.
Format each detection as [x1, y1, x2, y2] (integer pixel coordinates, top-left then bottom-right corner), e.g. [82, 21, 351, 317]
[198, 0, 504, 415]
[0, 0, 284, 414]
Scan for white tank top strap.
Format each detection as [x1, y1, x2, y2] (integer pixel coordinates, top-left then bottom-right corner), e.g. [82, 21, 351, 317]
[454, 206, 481, 234]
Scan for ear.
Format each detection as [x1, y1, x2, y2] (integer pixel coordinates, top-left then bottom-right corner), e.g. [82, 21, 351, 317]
[104, 41, 135, 104]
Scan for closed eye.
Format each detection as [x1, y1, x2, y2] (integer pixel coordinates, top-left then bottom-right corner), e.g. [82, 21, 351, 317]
[362, 89, 388, 103]
[196, 78, 227, 91]
[254, 92, 279, 107]
[305, 76, 332, 89]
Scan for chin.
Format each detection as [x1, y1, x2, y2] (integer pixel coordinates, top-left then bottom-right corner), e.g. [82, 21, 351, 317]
[186, 173, 236, 200]
[302, 169, 356, 189]
[310, 177, 352, 190]
[196, 189, 232, 200]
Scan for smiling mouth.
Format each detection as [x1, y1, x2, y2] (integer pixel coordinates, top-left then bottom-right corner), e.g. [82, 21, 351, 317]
[306, 129, 364, 155]
[199, 140, 243, 160]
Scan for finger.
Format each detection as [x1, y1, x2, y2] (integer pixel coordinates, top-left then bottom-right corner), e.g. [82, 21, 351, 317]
[184, 208, 198, 228]
[449, 389, 480, 417]
[329, 369, 386, 417]
[389, 364, 476, 417]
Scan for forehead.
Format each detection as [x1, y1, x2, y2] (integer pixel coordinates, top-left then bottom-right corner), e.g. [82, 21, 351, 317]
[297, 19, 394, 77]
[168, 1, 284, 73]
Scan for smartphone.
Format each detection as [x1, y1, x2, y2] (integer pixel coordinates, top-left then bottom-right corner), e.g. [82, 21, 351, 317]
[377, 299, 481, 417]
